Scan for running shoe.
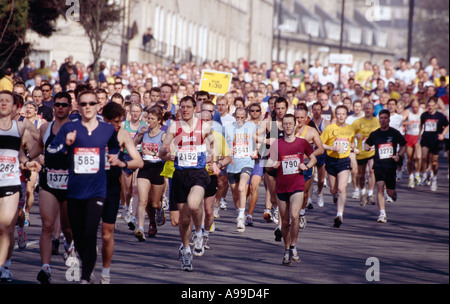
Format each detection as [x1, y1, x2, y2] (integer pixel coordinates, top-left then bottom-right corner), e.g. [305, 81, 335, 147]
[333, 216, 343, 228]
[368, 195, 375, 205]
[333, 194, 338, 205]
[377, 214, 387, 223]
[282, 250, 291, 266]
[37, 269, 51, 284]
[17, 229, 27, 250]
[299, 214, 306, 229]
[123, 210, 132, 224]
[360, 194, 367, 206]
[0, 267, 12, 283]
[181, 251, 193, 271]
[316, 193, 324, 208]
[408, 177, 415, 189]
[290, 247, 301, 263]
[155, 209, 166, 226]
[161, 194, 169, 211]
[203, 234, 210, 250]
[426, 172, 433, 186]
[219, 198, 227, 210]
[135, 228, 146, 242]
[274, 227, 282, 242]
[213, 206, 220, 219]
[24, 212, 30, 227]
[63, 246, 77, 262]
[306, 198, 314, 209]
[147, 224, 157, 237]
[193, 233, 205, 257]
[415, 175, 422, 186]
[52, 238, 60, 255]
[352, 189, 360, 199]
[236, 216, 245, 233]
[209, 222, 215, 232]
[100, 275, 111, 284]
[128, 216, 137, 231]
[430, 177, 437, 192]
[263, 209, 273, 223]
[385, 194, 394, 204]
[246, 214, 254, 227]
[272, 207, 279, 225]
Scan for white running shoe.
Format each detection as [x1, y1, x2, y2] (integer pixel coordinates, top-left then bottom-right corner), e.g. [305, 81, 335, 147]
[385, 194, 394, 204]
[236, 216, 245, 233]
[408, 177, 415, 189]
[181, 251, 193, 271]
[193, 233, 205, 257]
[161, 195, 169, 211]
[352, 189, 360, 199]
[213, 206, 220, 219]
[272, 207, 279, 225]
[377, 214, 387, 223]
[430, 177, 437, 192]
[219, 198, 227, 210]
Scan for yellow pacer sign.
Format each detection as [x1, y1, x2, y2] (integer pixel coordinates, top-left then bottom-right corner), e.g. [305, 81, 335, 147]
[200, 70, 233, 96]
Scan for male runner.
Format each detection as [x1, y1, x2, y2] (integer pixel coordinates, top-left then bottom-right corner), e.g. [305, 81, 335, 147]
[267, 114, 316, 265]
[159, 96, 220, 271]
[365, 110, 407, 223]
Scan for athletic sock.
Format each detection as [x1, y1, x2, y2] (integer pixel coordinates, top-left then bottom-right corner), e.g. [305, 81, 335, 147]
[101, 267, 110, 277]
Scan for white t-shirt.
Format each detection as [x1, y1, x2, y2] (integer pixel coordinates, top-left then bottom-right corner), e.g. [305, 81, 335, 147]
[389, 113, 404, 135]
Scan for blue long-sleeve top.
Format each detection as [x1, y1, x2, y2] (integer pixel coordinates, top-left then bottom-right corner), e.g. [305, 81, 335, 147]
[47, 119, 120, 200]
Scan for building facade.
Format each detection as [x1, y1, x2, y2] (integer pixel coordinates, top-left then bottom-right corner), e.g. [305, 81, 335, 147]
[25, 0, 275, 69]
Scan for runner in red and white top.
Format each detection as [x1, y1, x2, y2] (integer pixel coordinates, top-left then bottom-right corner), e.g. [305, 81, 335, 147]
[403, 99, 423, 188]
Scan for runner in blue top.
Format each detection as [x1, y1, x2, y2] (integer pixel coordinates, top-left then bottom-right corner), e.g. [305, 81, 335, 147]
[224, 107, 259, 233]
[46, 90, 122, 284]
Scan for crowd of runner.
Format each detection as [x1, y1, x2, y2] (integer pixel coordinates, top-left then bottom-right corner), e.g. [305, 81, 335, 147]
[0, 54, 448, 283]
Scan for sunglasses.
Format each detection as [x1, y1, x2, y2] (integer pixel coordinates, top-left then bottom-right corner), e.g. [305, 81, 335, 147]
[250, 109, 261, 112]
[79, 102, 99, 107]
[54, 103, 70, 108]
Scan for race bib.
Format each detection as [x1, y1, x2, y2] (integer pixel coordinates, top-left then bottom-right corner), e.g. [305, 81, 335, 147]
[424, 119, 437, 132]
[142, 142, 161, 162]
[74, 147, 100, 174]
[334, 138, 350, 154]
[281, 154, 300, 175]
[0, 155, 17, 180]
[378, 143, 394, 160]
[233, 141, 250, 159]
[177, 146, 198, 167]
[47, 169, 69, 190]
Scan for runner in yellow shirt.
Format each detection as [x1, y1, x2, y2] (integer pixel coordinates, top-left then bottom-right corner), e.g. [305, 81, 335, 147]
[320, 105, 359, 228]
[351, 102, 380, 206]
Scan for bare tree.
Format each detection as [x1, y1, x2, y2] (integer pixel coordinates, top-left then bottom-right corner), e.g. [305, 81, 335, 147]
[78, 0, 122, 80]
[413, 0, 449, 69]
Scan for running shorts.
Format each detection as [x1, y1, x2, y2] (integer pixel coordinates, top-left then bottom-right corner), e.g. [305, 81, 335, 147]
[172, 168, 211, 204]
[325, 156, 351, 177]
[405, 134, 419, 148]
[374, 167, 396, 190]
[137, 161, 165, 185]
